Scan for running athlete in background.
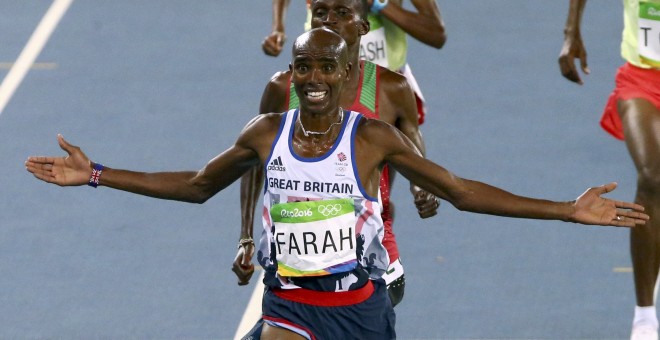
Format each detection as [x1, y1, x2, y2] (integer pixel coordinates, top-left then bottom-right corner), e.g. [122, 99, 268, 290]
[262, 0, 445, 125]
[559, 1, 660, 339]
[26, 27, 648, 340]
[233, 0, 439, 309]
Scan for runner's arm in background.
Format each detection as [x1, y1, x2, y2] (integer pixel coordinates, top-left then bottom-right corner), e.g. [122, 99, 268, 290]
[262, 0, 291, 56]
[558, 0, 589, 84]
[373, 0, 446, 48]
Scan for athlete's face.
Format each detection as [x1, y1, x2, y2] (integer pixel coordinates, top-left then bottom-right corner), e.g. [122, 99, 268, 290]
[290, 29, 351, 115]
[310, 0, 369, 46]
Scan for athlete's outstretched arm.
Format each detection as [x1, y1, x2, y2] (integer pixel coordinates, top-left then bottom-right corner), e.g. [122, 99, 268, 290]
[25, 113, 279, 203]
[559, 0, 589, 84]
[356, 119, 649, 227]
[25, 130, 261, 203]
[262, 0, 291, 57]
[374, 0, 446, 49]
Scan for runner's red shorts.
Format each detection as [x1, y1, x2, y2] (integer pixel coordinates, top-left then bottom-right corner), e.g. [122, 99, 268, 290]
[600, 62, 660, 140]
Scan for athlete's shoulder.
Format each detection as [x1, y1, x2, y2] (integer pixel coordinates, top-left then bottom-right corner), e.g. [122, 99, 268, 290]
[260, 70, 293, 114]
[354, 113, 398, 136]
[255, 111, 287, 125]
[235, 111, 287, 160]
[376, 65, 411, 92]
[243, 111, 286, 135]
[264, 70, 293, 93]
[270, 69, 293, 84]
[367, 62, 416, 122]
[353, 114, 407, 158]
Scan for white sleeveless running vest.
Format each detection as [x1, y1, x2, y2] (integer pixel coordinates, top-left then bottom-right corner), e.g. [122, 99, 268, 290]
[258, 109, 389, 291]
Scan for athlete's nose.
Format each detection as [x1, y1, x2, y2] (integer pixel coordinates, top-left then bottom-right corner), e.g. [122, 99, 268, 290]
[309, 67, 322, 84]
[323, 10, 337, 25]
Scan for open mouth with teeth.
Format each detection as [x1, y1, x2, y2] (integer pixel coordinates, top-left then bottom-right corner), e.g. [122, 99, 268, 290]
[305, 90, 328, 102]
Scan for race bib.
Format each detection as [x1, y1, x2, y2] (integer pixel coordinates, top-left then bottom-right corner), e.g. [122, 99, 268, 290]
[270, 198, 358, 277]
[360, 19, 388, 68]
[639, 1, 660, 67]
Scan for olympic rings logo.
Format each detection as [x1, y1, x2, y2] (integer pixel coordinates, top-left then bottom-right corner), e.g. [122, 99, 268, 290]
[317, 204, 342, 216]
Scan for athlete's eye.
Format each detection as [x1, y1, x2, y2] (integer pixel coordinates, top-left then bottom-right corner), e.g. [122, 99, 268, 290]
[322, 64, 336, 73]
[296, 64, 309, 73]
[313, 8, 327, 18]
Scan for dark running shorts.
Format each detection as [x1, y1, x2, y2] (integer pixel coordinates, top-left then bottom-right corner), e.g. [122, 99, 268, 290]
[262, 279, 396, 340]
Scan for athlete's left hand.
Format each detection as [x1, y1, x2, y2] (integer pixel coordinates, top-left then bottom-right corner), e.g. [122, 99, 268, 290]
[570, 182, 648, 227]
[412, 186, 439, 219]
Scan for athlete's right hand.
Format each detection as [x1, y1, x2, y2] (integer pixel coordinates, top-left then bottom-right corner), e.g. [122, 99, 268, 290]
[25, 134, 93, 186]
[231, 242, 255, 286]
[262, 31, 286, 57]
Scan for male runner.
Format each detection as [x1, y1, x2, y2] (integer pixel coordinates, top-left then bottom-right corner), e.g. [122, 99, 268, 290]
[233, 0, 438, 308]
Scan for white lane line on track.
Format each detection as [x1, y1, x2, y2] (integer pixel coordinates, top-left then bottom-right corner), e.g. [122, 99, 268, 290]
[0, 0, 73, 118]
[233, 271, 265, 340]
[0, 62, 58, 70]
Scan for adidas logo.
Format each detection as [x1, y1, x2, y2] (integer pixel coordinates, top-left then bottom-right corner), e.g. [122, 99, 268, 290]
[267, 156, 286, 171]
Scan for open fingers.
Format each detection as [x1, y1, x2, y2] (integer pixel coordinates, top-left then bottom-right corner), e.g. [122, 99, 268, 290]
[25, 160, 55, 181]
[29, 168, 55, 183]
[26, 156, 55, 165]
[57, 134, 77, 155]
[616, 208, 650, 221]
[600, 182, 617, 194]
[614, 199, 645, 212]
[611, 214, 649, 227]
[610, 207, 650, 227]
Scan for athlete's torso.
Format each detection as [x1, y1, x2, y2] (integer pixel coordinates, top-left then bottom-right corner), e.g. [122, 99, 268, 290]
[622, 0, 660, 68]
[257, 110, 389, 292]
[285, 61, 401, 263]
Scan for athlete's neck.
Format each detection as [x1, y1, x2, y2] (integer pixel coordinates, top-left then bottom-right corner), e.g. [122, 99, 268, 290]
[346, 41, 362, 81]
[339, 41, 363, 105]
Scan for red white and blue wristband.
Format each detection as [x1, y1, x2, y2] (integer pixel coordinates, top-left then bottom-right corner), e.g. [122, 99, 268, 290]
[370, 0, 388, 13]
[88, 162, 104, 188]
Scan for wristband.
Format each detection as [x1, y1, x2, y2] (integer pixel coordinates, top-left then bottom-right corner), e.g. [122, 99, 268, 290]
[88, 162, 104, 188]
[238, 238, 254, 249]
[370, 0, 388, 13]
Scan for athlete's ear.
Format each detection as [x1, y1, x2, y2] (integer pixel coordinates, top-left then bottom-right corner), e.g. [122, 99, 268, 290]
[289, 63, 293, 72]
[358, 19, 370, 36]
[344, 62, 352, 81]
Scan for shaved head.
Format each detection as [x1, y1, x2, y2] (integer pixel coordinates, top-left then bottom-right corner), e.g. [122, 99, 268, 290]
[292, 27, 348, 65]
